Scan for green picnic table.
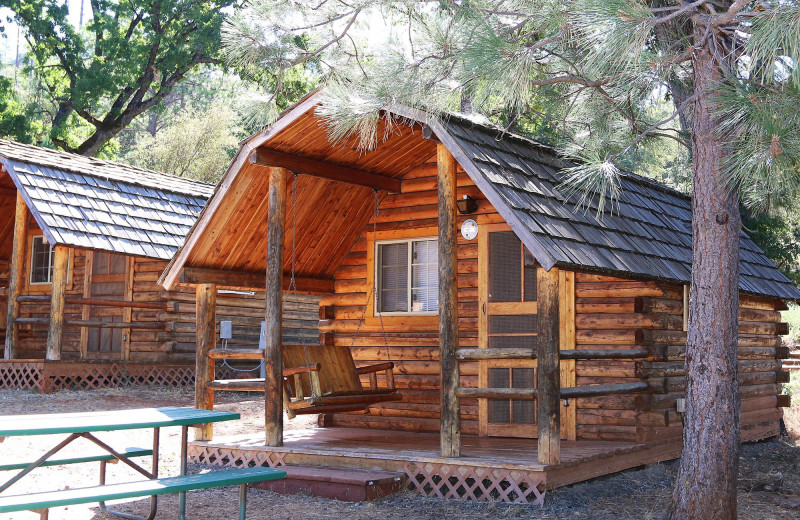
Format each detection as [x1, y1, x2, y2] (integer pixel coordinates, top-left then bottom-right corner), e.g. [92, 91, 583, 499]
[0, 406, 285, 519]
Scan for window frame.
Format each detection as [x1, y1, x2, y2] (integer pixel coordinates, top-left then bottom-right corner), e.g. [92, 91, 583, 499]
[28, 235, 56, 285]
[374, 236, 439, 317]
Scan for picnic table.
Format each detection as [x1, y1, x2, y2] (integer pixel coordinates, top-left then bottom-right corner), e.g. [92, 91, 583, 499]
[0, 406, 285, 519]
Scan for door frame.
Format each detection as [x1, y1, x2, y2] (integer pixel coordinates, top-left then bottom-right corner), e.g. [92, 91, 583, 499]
[477, 223, 576, 439]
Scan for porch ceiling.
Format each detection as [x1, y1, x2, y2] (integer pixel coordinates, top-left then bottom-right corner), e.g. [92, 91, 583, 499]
[0, 171, 18, 259]
[181, 112, 437, 281]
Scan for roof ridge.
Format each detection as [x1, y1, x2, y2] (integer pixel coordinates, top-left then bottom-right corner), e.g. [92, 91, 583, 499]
[439, 112, 691, 201]
[0, 139, 216, 197]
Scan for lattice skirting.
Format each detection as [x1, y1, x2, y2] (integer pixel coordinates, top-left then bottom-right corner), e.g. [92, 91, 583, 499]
[188, 444, 546, 505]
[0, 360, 194, 393]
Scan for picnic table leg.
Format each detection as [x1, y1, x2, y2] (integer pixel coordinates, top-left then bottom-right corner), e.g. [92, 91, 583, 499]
[179, 425, 188, 520]
[0, 433, 81, 493]
[97, 428, 160, 520]
[239, 483, 247, 520]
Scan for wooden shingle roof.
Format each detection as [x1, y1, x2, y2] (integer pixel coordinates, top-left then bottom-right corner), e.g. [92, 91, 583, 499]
[0, 140, 214, 260]
[432, 116, 800, 302]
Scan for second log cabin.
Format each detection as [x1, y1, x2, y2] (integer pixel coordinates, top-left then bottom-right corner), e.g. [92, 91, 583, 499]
[0, 140, 320, 391]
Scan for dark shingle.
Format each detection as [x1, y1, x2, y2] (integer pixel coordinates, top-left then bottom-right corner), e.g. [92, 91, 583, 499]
[440, 116, 800, 301]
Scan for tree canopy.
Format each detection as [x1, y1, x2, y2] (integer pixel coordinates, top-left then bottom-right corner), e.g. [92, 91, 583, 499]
[1, 0, 238, 155]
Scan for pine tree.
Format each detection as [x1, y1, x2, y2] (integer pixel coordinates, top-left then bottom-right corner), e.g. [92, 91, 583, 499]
[225, 2, 800, 517]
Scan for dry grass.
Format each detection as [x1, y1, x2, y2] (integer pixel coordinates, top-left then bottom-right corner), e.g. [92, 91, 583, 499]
[0, 386, 798, 519]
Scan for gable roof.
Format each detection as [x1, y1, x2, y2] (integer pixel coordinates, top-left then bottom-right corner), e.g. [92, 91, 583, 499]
[425, 114, 800, 302]
[0, 139, 215, 260]
[160, 94, 800, 302]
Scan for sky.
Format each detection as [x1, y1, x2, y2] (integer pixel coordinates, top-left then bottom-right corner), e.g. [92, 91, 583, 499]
[0, 0, 87, 65]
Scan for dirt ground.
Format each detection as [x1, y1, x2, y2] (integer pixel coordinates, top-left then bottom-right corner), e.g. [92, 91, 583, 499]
[0, 386, 798, 520]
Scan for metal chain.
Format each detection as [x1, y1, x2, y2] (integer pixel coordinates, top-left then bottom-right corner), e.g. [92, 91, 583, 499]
[350, 190, 391, 364]
[291, 174, 315, 397]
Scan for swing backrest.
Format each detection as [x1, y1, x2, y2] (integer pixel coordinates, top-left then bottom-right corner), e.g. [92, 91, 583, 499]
[283, 344, 363, 396]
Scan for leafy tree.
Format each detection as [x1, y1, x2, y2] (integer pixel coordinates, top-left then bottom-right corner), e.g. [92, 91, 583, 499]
[2, 0, 238, 156]
[226, 1, 800, 517]
[0, 76, 36, 143]
[125, 104, 240, 183]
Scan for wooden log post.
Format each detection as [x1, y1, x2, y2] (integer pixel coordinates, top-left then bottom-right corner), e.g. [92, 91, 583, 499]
[45, 245, 70, 361]
[4, 192, 28, 359]
[537, 266, 561, 465]
[195, 283, 217, 441]
[265, 167, 289, 447]
[438, 143, 461, 458]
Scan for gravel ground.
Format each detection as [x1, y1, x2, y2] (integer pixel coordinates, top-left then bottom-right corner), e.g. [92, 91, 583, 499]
[0, 386, 798, 520]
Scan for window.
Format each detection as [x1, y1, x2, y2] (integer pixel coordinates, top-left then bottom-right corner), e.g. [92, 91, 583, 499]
[376, 238, 438, 314]
[30, 236, 55, 284]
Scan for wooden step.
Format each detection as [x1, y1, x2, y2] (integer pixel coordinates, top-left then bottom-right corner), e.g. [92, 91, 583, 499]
[207, 378, 266, 392]
[251, 465, 405, 501]
[208, 349, 264, 360]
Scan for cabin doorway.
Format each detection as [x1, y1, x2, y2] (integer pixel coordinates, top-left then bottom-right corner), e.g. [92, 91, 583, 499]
[81, 251, 132, 359]
[477, 224, 575, 439]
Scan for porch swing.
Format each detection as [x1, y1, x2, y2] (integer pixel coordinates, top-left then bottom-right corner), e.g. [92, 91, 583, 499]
[280, 175, 402, 418]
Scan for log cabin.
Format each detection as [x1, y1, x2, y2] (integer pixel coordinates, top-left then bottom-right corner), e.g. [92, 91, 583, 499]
[159, 91, 799, 503]
[0, 140, 320, 393]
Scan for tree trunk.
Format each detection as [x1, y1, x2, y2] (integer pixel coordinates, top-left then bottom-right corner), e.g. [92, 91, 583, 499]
[667, 25, 741, 520]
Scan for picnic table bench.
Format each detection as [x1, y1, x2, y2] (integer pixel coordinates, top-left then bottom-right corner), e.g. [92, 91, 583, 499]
[0, 407, 286, 519]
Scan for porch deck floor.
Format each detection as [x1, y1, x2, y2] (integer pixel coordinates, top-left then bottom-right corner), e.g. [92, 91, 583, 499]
[190, 427, 680, 490]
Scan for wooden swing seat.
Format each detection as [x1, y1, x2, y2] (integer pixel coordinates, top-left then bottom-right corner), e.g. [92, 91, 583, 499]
[282, 344, 401, 416]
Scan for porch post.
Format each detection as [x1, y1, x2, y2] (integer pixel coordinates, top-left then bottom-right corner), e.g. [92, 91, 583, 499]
[265, 166, 288, 447]
[4, 192, 28, 359]
[437, 143, 460, 458]
[537, 266, 561, 465]
[45, 245, 69, 360]
[195, 283, 216, 440]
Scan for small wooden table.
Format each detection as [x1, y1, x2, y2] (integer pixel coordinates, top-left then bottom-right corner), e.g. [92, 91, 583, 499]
[0, 406, 239, 519]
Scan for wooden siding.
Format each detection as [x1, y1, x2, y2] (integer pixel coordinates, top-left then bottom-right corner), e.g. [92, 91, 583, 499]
[321, 159, 499, 434]
[319, 159, 787, 444]
[2, 238, 318, 363]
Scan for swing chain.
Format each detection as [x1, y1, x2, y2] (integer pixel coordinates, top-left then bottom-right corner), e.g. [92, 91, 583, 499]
[290, 174, 316, 398]
[350, 189, 391, 365]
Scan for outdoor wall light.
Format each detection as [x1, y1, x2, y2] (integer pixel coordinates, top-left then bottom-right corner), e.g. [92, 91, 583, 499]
[456, 194, 478, 214]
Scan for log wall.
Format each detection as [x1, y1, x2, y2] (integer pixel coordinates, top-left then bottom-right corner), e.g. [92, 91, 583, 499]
[320, 159, 788, 444]
[5, 248, 319, 364]
[322, 160, 486, 434]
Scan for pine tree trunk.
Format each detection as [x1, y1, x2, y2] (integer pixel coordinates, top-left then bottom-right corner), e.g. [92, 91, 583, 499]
[667, 25, 741, 520]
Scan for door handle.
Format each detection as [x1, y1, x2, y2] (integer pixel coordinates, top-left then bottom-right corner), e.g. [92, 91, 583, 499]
[482, 302, 486, 315]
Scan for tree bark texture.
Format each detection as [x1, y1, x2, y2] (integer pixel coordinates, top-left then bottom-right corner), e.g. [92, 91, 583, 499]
[264, 167, 288, 447]
[4, 192, 28, 359]
[537, 266, 561, 465]
[45, 245, 70, 361]
[194, 283, 217, 441]
[668, 23, 741, 520]
[438, 144, 461, 458]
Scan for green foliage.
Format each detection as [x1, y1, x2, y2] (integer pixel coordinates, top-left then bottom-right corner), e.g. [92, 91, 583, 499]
[743, 210, 800, 285]
[3, 0, 238, 155]
[0, 76, 36, 143]
[125, 105, 240, 183]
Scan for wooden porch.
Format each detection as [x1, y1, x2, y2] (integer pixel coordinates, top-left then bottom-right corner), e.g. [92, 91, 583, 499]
[188, 427, 683, 504]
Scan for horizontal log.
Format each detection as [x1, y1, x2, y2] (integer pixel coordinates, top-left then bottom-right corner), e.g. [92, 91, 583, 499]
[634, 296, 683, 315]
[250, 147, 402, 192]
[67, 320, 169, 330]
[577, 409, 670, 427]
[455, 382, 648, 400]
[179, 267, 334, 294]
[208, 348, 264, 360]
[455, 348, 650, 361]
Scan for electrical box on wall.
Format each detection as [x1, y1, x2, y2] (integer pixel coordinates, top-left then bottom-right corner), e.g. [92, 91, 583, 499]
[676, 398, 686, 413]
[220, 320, 232, 340]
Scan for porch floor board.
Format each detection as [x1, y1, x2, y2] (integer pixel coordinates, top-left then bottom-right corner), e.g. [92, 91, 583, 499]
[189, 427, 683, 502]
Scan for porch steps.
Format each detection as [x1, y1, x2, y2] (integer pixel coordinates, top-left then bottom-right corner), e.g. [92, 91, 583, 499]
[251, 465, 406, 501]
